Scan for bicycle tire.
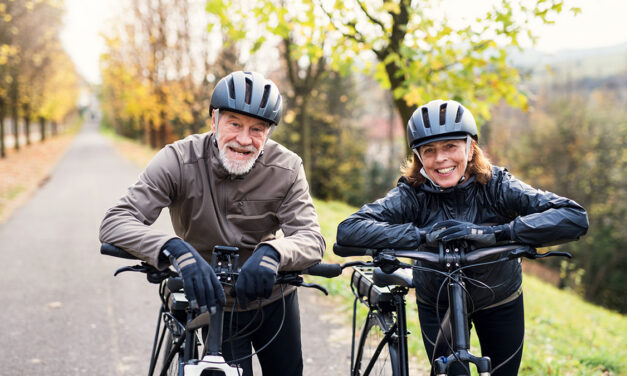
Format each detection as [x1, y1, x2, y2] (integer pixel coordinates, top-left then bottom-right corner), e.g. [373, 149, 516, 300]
[159, 331, 182, 376]
[159, 330, 205, 376]
[352, 311, 400, 376]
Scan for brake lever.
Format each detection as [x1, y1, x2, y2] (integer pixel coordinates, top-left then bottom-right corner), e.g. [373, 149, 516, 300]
[535, 251, 572, 259]
[114, 264, 148, 276]
[299, 282, 329, 295]
[275, 274, 329, 295]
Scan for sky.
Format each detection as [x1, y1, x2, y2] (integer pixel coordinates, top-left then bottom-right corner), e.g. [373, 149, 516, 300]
[60, 0, 627, 84]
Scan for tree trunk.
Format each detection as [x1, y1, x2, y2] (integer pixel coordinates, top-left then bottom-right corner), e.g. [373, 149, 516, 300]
[23, 103, 31, 146]
[299, 98, 311, 181]
[0, 101, 6, 158]
[148, 119, 157, 149]
[39, 116, 46, 142]
[10, 79, 19, 151]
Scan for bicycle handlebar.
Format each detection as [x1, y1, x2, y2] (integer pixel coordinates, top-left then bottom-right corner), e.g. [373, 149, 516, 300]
[333, 242, 571, 267]
[101, 242, 138, 259]
[101, 242, 346, 281]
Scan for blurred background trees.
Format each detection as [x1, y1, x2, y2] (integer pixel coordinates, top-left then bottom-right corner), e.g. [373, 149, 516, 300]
[0, 0, 79, 158]
[484, 71, 627, 312]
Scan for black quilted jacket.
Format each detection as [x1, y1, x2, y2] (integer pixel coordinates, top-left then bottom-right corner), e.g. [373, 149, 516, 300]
[336, 166, 588, 308]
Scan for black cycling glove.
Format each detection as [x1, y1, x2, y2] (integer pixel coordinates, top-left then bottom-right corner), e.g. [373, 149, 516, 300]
[162, 238, 225, 314]
[436, 222, 512, 247]
[235, 245, 280, 309]
[418, 220, 469, 247]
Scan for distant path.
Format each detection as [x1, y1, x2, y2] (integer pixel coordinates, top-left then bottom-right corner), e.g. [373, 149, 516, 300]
[0, 119, 351, 375]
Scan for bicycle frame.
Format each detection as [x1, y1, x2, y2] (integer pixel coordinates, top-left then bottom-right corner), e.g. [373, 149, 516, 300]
[335, 242, 572, 376]
[432, 270, 491, 376]
[146, 277, 243, 376]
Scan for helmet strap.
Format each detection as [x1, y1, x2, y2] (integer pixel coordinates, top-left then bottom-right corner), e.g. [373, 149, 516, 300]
[413, 148, 443, 189]
[457, 136, 472, 184]
[212, 109, 221, 146]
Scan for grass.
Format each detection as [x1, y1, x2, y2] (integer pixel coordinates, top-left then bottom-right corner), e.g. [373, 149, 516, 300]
[103, 128, 626, 376]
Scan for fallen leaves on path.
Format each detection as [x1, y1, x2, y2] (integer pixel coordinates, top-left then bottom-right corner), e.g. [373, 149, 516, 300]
[0, 134, 76, 223]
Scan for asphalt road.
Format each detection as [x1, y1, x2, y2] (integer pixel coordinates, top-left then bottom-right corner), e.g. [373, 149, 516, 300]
[0, 119, 351, 375]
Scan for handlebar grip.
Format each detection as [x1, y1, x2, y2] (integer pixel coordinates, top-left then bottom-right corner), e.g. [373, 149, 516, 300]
[100, 243, 138, 260]
[303, 263, 342, 278]
[333, 243, 377, 257]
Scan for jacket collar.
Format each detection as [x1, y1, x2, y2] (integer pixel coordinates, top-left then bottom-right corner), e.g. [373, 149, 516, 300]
[419, 175, 476, 194]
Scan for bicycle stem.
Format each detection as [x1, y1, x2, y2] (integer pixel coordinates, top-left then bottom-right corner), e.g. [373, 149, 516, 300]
[205, 306, 225, 355]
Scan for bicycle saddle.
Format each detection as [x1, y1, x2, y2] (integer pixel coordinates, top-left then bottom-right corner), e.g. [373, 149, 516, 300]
[373, 267, 414, 288]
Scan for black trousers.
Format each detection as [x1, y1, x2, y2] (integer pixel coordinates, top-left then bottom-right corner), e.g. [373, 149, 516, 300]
[417, 294, 525, 376]
[222, 290, 303, 376]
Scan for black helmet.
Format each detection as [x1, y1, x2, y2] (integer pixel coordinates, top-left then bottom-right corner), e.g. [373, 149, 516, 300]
[210, 71, 283, 125]
[407, 99, 478, 150]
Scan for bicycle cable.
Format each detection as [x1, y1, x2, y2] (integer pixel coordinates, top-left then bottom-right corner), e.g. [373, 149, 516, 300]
[198, 284, 289, 370]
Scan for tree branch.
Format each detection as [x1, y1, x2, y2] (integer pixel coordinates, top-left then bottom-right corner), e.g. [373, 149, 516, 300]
[355, 0, 386, 32]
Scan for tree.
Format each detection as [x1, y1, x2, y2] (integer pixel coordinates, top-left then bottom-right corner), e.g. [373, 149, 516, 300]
[317, 0, 579, 130]
[0, 0, 78, 157]
[100, 0, 235, 148]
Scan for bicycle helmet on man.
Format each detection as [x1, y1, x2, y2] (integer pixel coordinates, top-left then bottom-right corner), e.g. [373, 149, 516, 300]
[210, 71, 283, 126]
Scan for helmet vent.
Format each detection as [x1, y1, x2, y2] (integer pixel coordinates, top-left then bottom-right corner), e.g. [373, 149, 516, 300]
[244, 78, 253, 104]
[455, 106, 464, 123]
[421, 107, 430, 128]
[260, 85, 271, 109]
[227, 77, 236, 99]
[439, 103, 447, 125]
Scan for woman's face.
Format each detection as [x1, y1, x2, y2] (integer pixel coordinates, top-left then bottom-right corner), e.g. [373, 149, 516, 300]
[418, 139, 473, 188]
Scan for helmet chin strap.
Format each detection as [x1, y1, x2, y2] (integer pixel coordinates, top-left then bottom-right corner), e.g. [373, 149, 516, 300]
[413, 136, 472, 189]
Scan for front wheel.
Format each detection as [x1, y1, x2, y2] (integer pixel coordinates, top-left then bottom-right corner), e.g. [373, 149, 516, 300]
[352, 311, 400, 376]
[159, 331, 182, 376]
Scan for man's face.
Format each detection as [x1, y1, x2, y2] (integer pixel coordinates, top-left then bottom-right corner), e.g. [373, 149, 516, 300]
[212, 110, 271, 175]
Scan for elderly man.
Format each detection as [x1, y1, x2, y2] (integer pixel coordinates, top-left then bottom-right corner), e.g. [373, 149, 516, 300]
[100, 71, 325, 375]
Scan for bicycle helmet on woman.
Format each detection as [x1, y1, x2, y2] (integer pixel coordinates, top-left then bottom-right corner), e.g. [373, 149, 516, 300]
[407, 99, 478, 186]
[210, 71, 283, 125]
[407, 99, 477, 150]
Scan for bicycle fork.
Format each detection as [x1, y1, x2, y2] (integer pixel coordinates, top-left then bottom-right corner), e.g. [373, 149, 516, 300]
[433, 276, 491, 376]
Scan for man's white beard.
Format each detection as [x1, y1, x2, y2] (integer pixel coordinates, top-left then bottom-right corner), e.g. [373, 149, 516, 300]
[218, 141, 260, 175]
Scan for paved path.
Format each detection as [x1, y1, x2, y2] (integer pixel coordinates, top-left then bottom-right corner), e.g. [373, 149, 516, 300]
[0, 119, 351, 375]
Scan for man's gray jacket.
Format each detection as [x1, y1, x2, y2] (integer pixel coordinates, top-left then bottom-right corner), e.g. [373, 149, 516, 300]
[99, 132, 325, 308]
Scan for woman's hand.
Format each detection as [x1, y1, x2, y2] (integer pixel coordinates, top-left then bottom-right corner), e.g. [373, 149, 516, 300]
[435, 222, 511, 246]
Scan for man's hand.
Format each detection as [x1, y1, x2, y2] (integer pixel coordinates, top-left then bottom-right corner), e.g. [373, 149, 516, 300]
[235, 245, 280, 309]
[162, 238, 225, 314]
[436, 222, 511, 247]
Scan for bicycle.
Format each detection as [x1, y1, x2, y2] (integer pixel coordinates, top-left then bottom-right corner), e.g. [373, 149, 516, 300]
[333, 242, 571, 376]
[100, 242, 343, 376]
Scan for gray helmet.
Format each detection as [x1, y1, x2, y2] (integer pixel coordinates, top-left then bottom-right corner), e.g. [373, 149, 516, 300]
[407, 99, 478, 150]
[210, 71, 283, 125]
